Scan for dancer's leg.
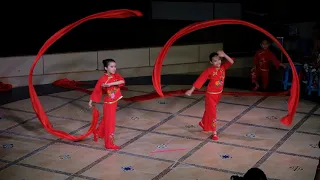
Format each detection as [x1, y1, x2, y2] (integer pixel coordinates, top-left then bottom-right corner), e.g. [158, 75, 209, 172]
[199, 93, 221, 135]
[103, 102, 120, 150]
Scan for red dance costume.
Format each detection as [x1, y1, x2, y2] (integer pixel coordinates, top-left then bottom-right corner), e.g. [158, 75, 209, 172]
[253, 49, 281, 90]
[90, 73, 125, 150]
[251, 67, 258, 85]
[193, 61, 233, 139]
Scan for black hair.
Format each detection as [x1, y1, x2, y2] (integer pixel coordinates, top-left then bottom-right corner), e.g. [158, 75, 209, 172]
[102, 59, 116, 71]
[209, 52, 219, 62]
[230, 175, 244, 180]
[243, 168, 267, 180]
[261, 39, 270, 44]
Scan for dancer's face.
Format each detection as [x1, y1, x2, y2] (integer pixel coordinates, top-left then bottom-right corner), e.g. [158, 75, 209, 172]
[210, 55, 222, 68]
[105, 62, 117, 74]
[261, 40, 270, 49]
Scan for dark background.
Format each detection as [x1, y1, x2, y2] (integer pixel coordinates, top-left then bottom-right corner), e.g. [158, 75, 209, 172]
[0, 0, 318, 57]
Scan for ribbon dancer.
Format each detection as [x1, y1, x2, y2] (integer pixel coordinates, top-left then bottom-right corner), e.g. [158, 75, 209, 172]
[88, 59, 125, 150]
[185, 50, 234, 140]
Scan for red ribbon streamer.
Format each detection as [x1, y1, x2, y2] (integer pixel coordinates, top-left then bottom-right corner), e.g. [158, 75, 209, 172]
[0, 82, 13, 92]
[28, 10, 143, 141]
[152, 20, 299, 126]
[52, 78, 128, 94]
[28, 10, 297, 142]
[53, 78, 289, 102]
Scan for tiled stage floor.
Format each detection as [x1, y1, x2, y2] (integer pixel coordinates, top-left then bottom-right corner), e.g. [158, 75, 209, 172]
[0, 85, 319, 180]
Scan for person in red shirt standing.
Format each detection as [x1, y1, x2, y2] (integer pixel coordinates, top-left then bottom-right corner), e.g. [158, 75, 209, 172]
[252, 40, 286, 91]
[185, 50, 234, 140]
[88, 59, 125, 150]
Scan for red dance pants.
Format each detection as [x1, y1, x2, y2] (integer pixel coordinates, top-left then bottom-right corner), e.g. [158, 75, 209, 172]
[251, 68, 257, 84]
[95, 102, 118, 146]
[200, 93, 222, 132]
[256, 70, 269, 90]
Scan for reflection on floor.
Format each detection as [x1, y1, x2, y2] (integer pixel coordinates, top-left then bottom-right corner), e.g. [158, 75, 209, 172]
[0, 85, 319, 180]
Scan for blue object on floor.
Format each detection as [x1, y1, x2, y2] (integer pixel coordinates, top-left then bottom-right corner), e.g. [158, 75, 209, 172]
[2, 144, 13, 149]
[130, 116, 139, 120]
[246, 133, 256, 138]
[309, 144, 319, 148]
[121, 166, 134, 172]
[185, 125, 196, 129]
[282, 63, 302, 90]
[59, 154, 71, 160]
[266, 116, 278, 120]
[158, 101, 167, 104]
[220, 154, 232, 159]
[289, 166, 303, 172]
[157, 144, 168, 149]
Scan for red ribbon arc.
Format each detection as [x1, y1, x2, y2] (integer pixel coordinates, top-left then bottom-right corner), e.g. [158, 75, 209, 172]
[152, 19, 300, 126]
[28, 10, 298, 142]
[28, 9, 143, 141]
[52, 78, 289, 102]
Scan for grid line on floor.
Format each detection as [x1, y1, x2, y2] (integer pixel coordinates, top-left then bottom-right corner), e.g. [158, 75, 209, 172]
[4, 91, 317, 138]
[252, 104, 320, 168]
[150, 96, 269, 180]
[4, 88, 318, 120]
[0, 158, 99, 180]
[65, 95, 205, 180]
[1, 87, 318, 180]
[0, 86, 143, 174]
[0, 93, 92, 171]
[3, 102, 318, 140]
[1, 97, 317, 167]
[45, 89, 319, 116]
[2, 100, 318, 137]
[0, 106, 318, 179]
[3, 120, 318, 162]
[0, 94, 89, 133]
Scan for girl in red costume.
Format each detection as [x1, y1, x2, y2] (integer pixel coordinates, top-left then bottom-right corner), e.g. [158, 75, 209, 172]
[88, 59, 125, 150]
[185, 50, 234, 140]
[252, 40, 286, 91]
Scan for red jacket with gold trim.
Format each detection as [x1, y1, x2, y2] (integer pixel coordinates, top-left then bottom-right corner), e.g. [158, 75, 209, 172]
[193, 61, 233, 94]
[90, 73, 125, 104]
[254, 49, 280, 71]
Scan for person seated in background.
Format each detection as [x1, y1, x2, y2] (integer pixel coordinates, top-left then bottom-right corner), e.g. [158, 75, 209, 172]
[303, 39, 320, 88]
[312, 39, 320, 67]
[230, 168, 267, 180]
